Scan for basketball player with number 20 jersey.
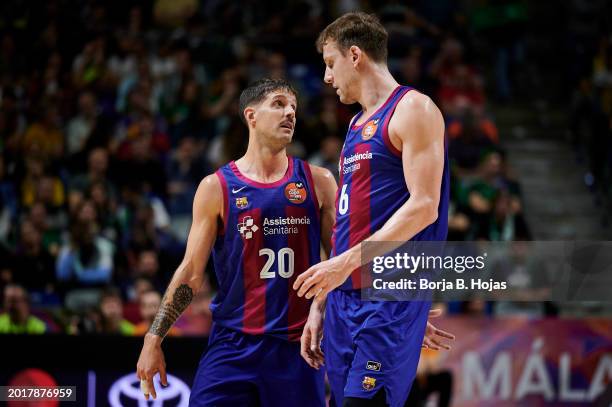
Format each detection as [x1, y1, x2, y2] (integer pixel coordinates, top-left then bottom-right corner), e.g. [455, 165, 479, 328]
[137, 78, 337, 406]
[294, 13, 451, 407]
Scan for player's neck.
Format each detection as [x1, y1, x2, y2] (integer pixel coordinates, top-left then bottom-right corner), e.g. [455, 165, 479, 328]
[236, 146, 289, 183]
[357, 67, 399, 115]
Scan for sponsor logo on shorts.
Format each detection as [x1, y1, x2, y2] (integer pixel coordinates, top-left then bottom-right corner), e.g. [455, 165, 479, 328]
[366, 361, 381, 372]
[362, 376, 376, 391]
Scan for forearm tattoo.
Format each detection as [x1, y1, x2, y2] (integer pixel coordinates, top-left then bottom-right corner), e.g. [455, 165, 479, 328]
[149, 284, 194, 337]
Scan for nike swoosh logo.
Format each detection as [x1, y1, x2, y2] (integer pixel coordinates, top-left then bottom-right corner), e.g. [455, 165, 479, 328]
[232, 186, 247, 194]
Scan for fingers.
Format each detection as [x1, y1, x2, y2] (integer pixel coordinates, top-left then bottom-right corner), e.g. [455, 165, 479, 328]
[144, 375, 156, 400]
[431, 337, 451, 350]
[428, 308, 443, 318]
[145, 376, 157, 400]
[297, 273, 321, 297]
[309, 328, 324, 368]
[293, 267, 315, 291]
[305, 284, 327, 300]
[434, 327, 455, 340]
[301, 331, 319, 369]
[423, 337, 440, 351]
[160, 365, 168, 387]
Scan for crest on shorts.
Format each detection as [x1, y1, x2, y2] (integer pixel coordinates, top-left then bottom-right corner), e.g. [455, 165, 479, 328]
[362, 376, 376, 391]
[362, 119, 379, 140]
[284, 182, 307, 204]
[235, 196, 249, 209]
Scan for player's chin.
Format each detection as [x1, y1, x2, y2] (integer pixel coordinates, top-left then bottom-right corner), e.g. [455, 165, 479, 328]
[277, 129, 294, 140]
[274, 132, 293, 146]
[338, 94, 355, 105]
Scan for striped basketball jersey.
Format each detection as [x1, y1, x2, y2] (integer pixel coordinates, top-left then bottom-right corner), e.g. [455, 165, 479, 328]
[332, 86, 450, 290]
[212, 157, 321, 341]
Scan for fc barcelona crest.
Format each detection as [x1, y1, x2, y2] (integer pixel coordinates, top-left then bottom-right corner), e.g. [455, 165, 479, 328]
[362, 119, 379, 140]
[235, 196, 249, 209]
[362, 376, 376, 391]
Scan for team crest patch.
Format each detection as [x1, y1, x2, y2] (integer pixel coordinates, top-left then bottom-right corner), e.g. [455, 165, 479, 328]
[362, 119, 379, 140]
[362, 376, 376, 391]
[235, 196, 249, 209]
[284, 182, 307, 204]
[366, 361, 381, 372]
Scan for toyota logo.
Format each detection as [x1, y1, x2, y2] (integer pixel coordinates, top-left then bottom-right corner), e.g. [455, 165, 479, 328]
[108, 372, 190, 406]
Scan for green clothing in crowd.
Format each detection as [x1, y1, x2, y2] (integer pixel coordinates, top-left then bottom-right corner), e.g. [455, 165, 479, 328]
[0, 313, 46, 334]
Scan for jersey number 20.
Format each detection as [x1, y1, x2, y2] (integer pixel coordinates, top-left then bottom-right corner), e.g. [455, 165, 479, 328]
[259, 248, 295, 279]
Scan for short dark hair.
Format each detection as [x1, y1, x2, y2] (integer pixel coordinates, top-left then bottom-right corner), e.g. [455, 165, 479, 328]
[238, 78, 297, 124]
[316, 12, 388, 63]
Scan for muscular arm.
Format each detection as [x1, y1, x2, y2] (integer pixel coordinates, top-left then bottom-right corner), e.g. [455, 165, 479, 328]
[311, 165, 338, 258]
[342, 91, 445, 269]
[147, 174, 223, 340]
[294, 92, 446, 299]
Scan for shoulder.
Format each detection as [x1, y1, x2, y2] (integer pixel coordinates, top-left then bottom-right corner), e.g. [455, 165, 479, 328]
[193, 173, 224, 215]
[200, 172, 223, 188]
[390, 89, 444, 144]
[306, 163, 337, 208]
[308, 164, 335, 185]
[394, 90, 441, 119]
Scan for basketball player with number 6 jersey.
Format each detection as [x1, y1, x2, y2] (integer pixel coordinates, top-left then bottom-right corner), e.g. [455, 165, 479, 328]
[136, 78, 337, 406]
[294, 12, 451, 407]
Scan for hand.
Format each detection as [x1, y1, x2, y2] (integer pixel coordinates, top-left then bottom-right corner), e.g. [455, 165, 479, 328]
[136, 334, 168, 400]
[293, 254, 355, 300]
[422, 309, 455, 351]
[300, 300, 325, 369]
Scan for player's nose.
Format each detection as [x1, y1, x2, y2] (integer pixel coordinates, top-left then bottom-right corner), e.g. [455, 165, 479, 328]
[324, 67, 332, 84]
[285, 106, 296, 120]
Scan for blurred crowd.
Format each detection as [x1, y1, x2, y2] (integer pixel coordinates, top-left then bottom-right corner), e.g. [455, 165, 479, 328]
[567, 0, 612, 226]
[0, 0, 540, 340]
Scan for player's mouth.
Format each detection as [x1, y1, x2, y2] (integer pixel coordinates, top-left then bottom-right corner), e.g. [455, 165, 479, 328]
[279, 121, 294, 131]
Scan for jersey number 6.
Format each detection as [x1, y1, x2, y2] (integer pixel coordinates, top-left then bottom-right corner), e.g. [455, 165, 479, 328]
[338, 184, 349, 215]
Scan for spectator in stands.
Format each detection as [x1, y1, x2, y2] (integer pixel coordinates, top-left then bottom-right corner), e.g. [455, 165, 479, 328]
[166, 136, 210, 217]
[66, 91, 99, 157]
[20, 156, 65, 211]
[98, 287, 134, 335]
[131, 250, 165, 291]
[29, 202, 62, 257]
[116, 126, 168, 198]
[309, 135, 342, 181]
[0, 154, 17, 241]
[10, 220, 55, 293]
[56, 202, 115, 287]
[69, 147, 114, 197]
[0, 284, 46, 334]
[431, 37, 485, 117]
[88, 180, 120, 243]
[448, 109, 499, 175]
[21, 104, 64, 161]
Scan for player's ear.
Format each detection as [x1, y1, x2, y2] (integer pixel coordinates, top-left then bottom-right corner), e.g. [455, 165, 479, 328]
[349, 46, 361, 67]
[244, 107, 256, 128]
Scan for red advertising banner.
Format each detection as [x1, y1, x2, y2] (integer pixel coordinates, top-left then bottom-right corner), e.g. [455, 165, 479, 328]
[424, 318, 612, 406]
